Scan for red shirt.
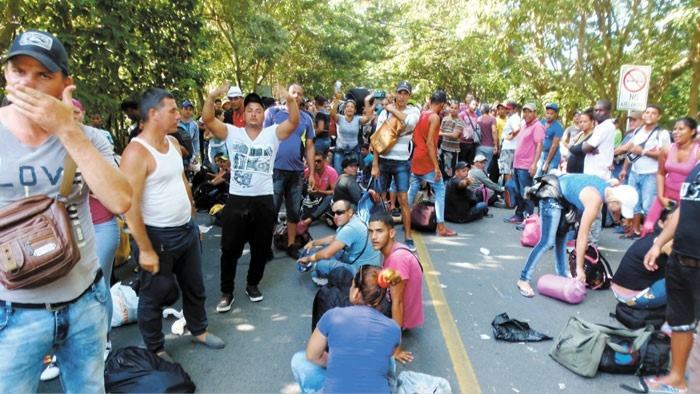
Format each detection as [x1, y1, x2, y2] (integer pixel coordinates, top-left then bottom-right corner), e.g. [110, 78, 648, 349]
[411, 110, 439, 175]
[304, 165, 338, 191]
[232, 111, 245, 127]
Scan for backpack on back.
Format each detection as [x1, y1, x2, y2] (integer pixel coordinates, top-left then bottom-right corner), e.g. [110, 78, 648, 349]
[311, 267, 354, 332]
[568, 244, 613, 290]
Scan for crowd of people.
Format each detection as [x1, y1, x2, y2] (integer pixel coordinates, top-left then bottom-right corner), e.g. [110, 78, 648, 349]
[2, 29, 700, 393]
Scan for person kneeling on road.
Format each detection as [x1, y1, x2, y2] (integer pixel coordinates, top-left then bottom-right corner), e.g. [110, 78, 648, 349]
[297, 200, 380, 285]
[444, 161, 489, 223]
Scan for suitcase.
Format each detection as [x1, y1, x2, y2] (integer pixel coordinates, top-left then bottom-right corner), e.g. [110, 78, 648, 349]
[537, 274, 586, 304]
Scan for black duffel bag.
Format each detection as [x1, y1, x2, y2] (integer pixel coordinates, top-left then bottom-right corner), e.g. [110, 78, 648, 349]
[105, 346, 196, 393]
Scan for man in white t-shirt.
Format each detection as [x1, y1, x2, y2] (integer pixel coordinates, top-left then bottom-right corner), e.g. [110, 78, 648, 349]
[498, 101, 521, 185]
[617, 104, 671, 239]
[202, 85, 299, 309]
[581, 99, 616, 180]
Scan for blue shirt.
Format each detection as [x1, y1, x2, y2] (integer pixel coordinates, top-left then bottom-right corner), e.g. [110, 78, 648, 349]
[335, 215, 380, 266]
[559, 174, 608, 211]
[263, 106, 315, 171]
[178, 118, 200, 161]
[540, 118, 564, 168]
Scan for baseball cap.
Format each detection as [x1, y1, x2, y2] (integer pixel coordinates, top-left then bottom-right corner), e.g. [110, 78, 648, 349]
[430, 90, 447, 104]
[505, 101, 518, 109]
[545, 103, 560, 112]
[523, 103, 537, 112]
[181, 100, 194, 108]
[628, 111, 643, 120]
[342, 157, 359, 168]
[455, 161, 469, 170]
[473, 154, 487, 163]
[396, 81, 412, 93]
[243, 92, 263, 108]
[608, 185, 639, 219]
[71, 99, 84, 112]
[226, 86, 243, 98]
[3, 30, 70, 75]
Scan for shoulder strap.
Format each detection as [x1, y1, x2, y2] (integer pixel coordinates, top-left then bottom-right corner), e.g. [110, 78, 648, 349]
[59, 154, 77, 199]
[394, 246, 424, 272]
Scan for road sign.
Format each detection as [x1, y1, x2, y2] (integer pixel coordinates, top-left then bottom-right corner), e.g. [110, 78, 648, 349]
[617, 65, 652, 111]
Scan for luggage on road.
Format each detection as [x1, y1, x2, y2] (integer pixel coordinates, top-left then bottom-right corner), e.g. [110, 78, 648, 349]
[536, 274, 586, 304]
[104, 346, 196, 393]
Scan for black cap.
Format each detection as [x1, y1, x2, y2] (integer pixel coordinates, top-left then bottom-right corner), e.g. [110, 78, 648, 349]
[455, 161, 469, 170]
[342, 156, 359, 168]
[396, 81, 412, 94]
[430, 90, 447, 104]
[3, 30, 70, 75]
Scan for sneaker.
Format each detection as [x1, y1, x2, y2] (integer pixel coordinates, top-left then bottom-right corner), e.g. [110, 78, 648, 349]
[503, 215, 523, 224]
[391, 207, 401, 217]
[405, 239, 417, 252]
[40, 356, 59, 381]
[245, 285, 263, 302]
[286, 244, 301, 260]
[104, 340, 112, 362]
[216, 293, 234, 312]
[620, 232, 641, 240]
[311, 276, 328, 286]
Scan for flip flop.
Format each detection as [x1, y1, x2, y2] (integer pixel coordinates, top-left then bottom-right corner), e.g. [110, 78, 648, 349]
[642, 378, 688, 393]
[436, 228, 457, 237]
[517, 284, 535, 298]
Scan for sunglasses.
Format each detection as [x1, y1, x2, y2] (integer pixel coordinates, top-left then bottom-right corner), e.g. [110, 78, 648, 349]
[332, 209, 347, 216]
[315, 159, 323, 163]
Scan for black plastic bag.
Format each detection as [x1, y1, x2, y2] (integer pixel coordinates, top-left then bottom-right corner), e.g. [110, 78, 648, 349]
[105, 346, 196, 393]
[491, 312, 553, 342]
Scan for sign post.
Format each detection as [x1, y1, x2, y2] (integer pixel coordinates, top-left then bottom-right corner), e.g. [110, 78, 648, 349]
[617, 65, 652, 111]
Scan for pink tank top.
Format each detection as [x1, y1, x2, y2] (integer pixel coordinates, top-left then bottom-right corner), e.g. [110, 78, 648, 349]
[664, 142, 699, 200]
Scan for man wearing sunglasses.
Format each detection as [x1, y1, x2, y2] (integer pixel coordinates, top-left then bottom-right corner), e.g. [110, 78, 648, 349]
[297, 200, 380, 286]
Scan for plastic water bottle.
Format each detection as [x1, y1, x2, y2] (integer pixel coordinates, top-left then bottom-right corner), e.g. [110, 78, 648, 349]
[296, 249, 314, 273]
[334, 80, 342, 94]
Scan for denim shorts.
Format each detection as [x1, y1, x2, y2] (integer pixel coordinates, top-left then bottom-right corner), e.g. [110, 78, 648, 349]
[273, 169, 303, 222]
[376, 158, 410, 193]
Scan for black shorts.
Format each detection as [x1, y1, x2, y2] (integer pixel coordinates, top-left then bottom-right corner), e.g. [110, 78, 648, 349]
[665, 252, 700, 331]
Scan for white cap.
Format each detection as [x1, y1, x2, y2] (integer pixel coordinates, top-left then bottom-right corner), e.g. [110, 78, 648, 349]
[226, 86, 243, 98]
[608, 185, 638, 219]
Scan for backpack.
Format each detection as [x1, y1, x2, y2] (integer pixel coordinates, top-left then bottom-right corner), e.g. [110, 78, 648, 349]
[273, 223, 312, 250]
[345, 87, 371, 115]
[410, 201, 437, 232]
[612, 303, 666, 330]
[192, 182, 227, 211]
[104, 346, 196, 393]
[568, 244, 613, 290]
[173, 126, 194, 160]
[311, 267, 354, 331]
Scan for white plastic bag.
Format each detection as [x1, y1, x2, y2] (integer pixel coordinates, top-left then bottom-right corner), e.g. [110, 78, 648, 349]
[396, 371, 452, 394]
[111, 282, 139, 327]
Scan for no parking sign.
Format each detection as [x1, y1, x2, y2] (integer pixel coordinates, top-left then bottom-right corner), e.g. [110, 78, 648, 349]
[617, 65, 652, 111]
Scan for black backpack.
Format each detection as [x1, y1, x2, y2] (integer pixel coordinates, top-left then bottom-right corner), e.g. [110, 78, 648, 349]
[173, 126, 194, 160]
[612, 303, 666, 330]
[104, 346, 196, 393]
[568, 244, 613, 290]
[311, 267, 354, 332]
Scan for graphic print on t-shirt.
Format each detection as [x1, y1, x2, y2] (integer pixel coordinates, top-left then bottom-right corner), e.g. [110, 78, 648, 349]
[229, 140, 274, 189]
[680, 170, 700, 202]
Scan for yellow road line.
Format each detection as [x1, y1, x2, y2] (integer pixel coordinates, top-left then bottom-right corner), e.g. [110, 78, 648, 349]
[414, 232, 482, 394]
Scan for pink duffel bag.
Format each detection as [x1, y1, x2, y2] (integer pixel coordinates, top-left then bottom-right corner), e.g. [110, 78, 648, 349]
[536, 274, 586, 304]
[520, 213, 541, 247]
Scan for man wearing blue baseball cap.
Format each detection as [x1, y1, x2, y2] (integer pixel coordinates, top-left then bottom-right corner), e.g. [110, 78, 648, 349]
[0, 30, 132, 392]
[179, 99, 200, 165]
[536, 103, 564, 177]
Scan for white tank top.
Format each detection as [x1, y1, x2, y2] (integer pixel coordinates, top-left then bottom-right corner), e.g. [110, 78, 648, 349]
[132, 137, 191, 227]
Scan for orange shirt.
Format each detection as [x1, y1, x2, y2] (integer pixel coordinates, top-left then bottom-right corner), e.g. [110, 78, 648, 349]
[411, 110, 438, 175]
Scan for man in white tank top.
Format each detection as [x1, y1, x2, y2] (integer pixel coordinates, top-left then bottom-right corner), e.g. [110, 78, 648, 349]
[120, 88, 225, 361]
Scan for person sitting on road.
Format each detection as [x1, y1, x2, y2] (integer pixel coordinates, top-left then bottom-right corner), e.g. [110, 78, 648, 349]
[468, 154, 505, 206]
[368, 212, 423, 364]
[208, 153, 231, 188]
[334, 156, 364, 205]
[297, 200, 380, 285]
[291, 266, 402, 393]
[516, 174, 639, 298]
[445, 161, 489, 223]
[301, 153, 338, 227]
[611, 204, 675, 309]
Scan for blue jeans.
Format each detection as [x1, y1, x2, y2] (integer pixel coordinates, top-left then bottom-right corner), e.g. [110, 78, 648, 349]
[0, 276, 108, 393]
[303, 195, 332, 221]
[291, 350, 325, 393]
[94, 216, 119, 332]
[273, 169, 304, 223]
[520, 198, 568, 282]
[376, 158, 411, 193]
[613, 279, 667, 309]
[513, 168, 535, 218]
[139, 219, 208, 353]
[314, 137, 331, 160]
[407, 171, 447, 223]
[475, 145, 495, 172]
[332, 146, 361, 176]
[628, 171, 657, 215]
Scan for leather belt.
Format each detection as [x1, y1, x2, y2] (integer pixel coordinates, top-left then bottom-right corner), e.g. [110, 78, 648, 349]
[677, 254, 700, 268]
[0, 270, 103, 311]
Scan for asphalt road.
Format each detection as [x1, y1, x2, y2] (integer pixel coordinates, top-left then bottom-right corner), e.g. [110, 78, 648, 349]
[40, 205, 644, 393]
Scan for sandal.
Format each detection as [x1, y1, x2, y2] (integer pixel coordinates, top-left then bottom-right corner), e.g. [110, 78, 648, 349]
[642, 378, 688, 393]
[517, 283, 535, 298]
[436, 228, 457, 237]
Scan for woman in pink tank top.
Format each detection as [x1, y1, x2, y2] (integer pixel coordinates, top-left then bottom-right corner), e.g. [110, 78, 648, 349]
[642, 117, 699, 235]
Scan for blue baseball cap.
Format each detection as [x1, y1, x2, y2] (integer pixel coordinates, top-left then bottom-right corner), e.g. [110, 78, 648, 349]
[545, 103, 560, 112]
